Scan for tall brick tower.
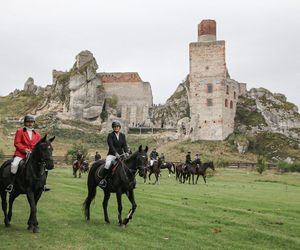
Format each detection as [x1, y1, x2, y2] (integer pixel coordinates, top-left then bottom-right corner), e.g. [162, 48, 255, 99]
[189, 20, 246, 141]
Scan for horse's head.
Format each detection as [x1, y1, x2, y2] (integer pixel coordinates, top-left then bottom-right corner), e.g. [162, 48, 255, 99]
[33, 134, 55, 170]
[209, 161, 215, 171]
[132, 145, 148, 177]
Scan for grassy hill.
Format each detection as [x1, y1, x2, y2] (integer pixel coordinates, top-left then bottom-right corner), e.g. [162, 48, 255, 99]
[0, 168, 299, 249]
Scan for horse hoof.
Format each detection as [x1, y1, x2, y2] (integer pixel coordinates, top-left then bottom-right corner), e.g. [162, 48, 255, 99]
[27, 225, 33, 230]
[122, 219, 129, 225]
[5, 222, 11, 228]
[33, 226, 40, 233]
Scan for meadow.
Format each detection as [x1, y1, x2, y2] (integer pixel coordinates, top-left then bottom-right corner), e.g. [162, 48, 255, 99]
[0, 167, 299, 250]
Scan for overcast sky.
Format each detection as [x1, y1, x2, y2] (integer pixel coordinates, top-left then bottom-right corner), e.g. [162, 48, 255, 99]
[1, 0, 299, 109]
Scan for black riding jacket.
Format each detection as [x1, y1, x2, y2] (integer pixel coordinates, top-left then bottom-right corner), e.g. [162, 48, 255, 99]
[150, 151, 159, 160]
[107, 132, 128, 156]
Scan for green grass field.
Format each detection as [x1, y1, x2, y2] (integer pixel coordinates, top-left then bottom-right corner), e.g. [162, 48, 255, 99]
[0, 168, 299, 250]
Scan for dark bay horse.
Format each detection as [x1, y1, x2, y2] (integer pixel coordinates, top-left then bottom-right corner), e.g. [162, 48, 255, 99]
[160, 161, 175, 177]
[73, 159, 89, 178]
[83, 145, 148, 226]
[0, 135, 55, 233]
[145, 158, 161, 185]
[195, 161, 215, 184]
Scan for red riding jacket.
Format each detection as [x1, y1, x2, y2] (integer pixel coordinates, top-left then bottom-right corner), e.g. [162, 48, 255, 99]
[14, 127, 41, 158]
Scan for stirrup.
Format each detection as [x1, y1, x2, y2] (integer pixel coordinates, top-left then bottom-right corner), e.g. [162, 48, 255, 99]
[5, 184, 14, 193]
[99, 179, 107, 188]
[44, 186, 51, 192]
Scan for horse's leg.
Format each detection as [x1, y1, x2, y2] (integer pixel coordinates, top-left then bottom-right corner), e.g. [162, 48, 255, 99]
[73, 168, 76, 178]
[196, 174, 199, 184]
[192, 173, 195, 185]
[203, 175, 207, 184]
[79, 169, 82, 178]
[26, 190, 43, 231]
[116, 190, 123, 225]
[122, 190, 137, 225]
[148, 172, 152, 184]
[7, 191, 19, 224]
[102, 190, 111, 224]
[26, 191, 39, 233]
[1, 191, 10, 227]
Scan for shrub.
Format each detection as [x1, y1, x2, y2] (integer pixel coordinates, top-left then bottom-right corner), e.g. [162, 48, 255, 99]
[215, 157, 229, 168]
[256, 156, 267, 174]
[277, 161, 300, 173]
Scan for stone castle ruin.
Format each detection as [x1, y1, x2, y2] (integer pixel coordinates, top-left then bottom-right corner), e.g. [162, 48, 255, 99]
[15, 20, 300, 141]
[189, 20, 247, 140]
[45, 50, 153, 127]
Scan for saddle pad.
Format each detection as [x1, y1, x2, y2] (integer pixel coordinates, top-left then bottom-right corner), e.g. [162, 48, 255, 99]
[2, 160, 13, 178]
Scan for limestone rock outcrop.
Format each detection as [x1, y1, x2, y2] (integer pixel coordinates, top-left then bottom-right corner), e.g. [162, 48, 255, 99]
[152, 79, 189, 129]
[235, 88, 300, 139]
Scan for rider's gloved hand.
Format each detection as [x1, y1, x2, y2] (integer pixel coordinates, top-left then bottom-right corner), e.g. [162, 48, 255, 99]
[115, 153, 120, 159]
[125, 152, 130, 158]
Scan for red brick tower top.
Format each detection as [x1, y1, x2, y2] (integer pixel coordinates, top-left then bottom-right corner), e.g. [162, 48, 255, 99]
[198, 19, 216, 42]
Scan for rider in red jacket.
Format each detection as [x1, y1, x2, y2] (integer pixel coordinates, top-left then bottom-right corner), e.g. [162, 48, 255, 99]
[5, 115, 41, 193]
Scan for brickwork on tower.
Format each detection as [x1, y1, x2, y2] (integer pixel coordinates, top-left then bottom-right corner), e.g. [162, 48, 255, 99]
[189, 20, 246, 141]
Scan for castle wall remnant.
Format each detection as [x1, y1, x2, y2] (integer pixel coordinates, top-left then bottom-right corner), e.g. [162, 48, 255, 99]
[98, 72, 153, 126]
[189, 20, 246, 141]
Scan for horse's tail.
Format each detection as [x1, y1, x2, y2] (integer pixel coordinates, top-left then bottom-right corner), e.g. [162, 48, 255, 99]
[83, 162, 99, 221]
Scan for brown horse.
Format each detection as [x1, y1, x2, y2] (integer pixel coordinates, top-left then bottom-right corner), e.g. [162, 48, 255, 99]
[73, 159, 89, 178]
[160, 161, 175, 177]
[175, 163, 186, 183]
[144, 159, 161, 185]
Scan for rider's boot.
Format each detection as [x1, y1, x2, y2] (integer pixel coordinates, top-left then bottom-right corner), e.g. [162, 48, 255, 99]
[5, 173, 16, 193]
[99, 168, 109, 188]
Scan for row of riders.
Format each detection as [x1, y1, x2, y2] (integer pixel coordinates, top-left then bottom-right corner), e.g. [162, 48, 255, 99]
[0, 117, 213, 232]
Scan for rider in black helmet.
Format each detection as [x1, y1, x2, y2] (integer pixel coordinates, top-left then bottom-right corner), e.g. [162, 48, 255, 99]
[99, 121, 129, 188]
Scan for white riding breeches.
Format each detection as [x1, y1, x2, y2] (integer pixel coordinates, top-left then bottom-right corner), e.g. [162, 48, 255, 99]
[150, 159, 156, 166]
[105, 155, 116, 169]
[11, 156, 23, 174]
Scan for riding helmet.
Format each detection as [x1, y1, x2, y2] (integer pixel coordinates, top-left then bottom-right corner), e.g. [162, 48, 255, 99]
[112, 121, 121, 128]
[24, 115, 35, 123]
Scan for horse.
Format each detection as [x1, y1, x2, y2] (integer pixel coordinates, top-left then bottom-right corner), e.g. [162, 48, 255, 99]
[0, 134, 55, 233]
[73, 159, 89, 178]
[175, 163, 189, 183]
[83, 145, 148, 226]
[160, 161, 175, 177]
[195, 161, 215, 184]
[146, 158, 161, 185]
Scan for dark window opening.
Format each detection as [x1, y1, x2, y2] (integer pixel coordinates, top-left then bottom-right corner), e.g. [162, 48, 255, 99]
[207, 99, 213, 106]
[207, 84, 213, 93]
[225, 99, 228, 107]
[226, 85, 229, 94]
[230, 100, 233, 109]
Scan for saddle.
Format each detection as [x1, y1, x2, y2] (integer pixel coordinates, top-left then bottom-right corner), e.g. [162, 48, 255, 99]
[2, 159, 26, 179]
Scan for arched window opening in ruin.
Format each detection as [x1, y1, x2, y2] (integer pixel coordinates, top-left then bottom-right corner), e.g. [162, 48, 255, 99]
[225, 99, 228, 107]
[230, 100, 233, 109]
[204, 120, 207, 123]
[207, 84, 213, 93]
[234, 91, 236, 99]
[207, 98, 213, 106]
[205, 66, 209, 70]
[226, 85, 229, 94]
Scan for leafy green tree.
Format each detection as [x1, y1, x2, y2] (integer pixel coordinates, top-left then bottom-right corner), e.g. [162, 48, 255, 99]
[256, 155, 267, 174]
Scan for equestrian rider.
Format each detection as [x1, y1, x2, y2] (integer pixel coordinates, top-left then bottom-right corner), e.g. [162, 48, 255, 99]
[185, 151, 192, 165]
[150, 148, 159, 167]
[99, 121, 129, 188]
[193, 153, 201, 165]
[5, 115, 41, 193]
[94, 151, 101, 161]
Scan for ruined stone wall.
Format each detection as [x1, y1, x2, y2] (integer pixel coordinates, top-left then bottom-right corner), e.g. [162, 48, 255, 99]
[98, 73, 153, 126]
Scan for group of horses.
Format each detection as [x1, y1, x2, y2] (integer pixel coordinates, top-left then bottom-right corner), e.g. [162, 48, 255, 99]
[0, 138, 214, 233]
[143, 158, 215, 185]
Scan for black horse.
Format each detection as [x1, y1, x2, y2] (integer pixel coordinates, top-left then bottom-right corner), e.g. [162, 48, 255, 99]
[195, 161, 215, 184]
[83, 145, 148, 226]
[0, 134, 55, 233]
